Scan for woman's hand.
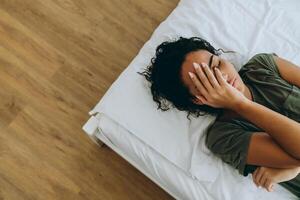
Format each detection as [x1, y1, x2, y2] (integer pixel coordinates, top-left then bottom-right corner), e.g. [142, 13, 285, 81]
[188, 62, 247, 110]
[253, 167, 275, 192]
[252, 166, 300, 192]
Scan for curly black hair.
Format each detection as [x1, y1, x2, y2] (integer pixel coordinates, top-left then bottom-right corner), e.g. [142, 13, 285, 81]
[138, 36, 232, 120]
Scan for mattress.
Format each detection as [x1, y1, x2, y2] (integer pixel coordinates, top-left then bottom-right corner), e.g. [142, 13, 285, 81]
[82, 0, 300, 199]
[83, 113, 297, 200]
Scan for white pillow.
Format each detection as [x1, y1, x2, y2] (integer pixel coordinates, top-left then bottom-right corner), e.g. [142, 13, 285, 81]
[87, 0, 300, 182]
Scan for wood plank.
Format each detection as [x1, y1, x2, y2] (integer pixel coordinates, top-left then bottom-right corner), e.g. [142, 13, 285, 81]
[0, 0, 179, 199]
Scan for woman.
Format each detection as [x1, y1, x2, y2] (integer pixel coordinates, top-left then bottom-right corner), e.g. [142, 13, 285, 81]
[138, 37, 300, 197]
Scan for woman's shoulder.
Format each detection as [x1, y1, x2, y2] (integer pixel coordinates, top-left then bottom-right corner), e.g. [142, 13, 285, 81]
[239, 52, 281, 77]
[249, 52, 278, 60]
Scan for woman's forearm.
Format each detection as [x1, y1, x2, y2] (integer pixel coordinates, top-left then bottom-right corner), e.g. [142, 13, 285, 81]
[235, 99, 300, 160]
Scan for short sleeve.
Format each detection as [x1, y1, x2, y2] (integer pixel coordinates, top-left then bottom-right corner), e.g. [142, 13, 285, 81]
[205, 120, 258, 176]
[243, 53, 280, 76]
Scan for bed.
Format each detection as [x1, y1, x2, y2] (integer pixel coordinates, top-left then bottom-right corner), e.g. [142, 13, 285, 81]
[82, 0, 300, 199]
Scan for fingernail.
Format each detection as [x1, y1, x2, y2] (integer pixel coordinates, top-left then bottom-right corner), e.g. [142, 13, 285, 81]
[258, 186, 261, 189]
[195, 95, 201, 100]
[193, 62, 200, 69]
[188, 72, 194, 78]
[224, 74, 228, 80]
[201, 62, 206, 67]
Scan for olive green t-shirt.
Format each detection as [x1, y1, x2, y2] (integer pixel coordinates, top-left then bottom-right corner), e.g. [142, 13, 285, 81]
[205, 53, 300, 197]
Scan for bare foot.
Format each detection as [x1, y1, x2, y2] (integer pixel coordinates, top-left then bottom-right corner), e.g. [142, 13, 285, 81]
[252, 166, 300, 192]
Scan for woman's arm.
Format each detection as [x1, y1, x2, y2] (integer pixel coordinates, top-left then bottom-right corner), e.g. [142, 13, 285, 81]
[236, 99, 300, 159]
[246, 132, 300, 168]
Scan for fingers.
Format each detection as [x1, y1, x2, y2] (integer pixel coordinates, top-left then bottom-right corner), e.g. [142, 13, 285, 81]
[196, 62, 220, 90]
[253, 167, 275, 192]
[252, 168, 259, 187]
[214, 66, 228, 86]
[255, 167, 264, 188]
[253, 167, 264, 188]
[195, 94, 205, 101]
[260, 175, 268, 190]
[197, 95, 214, 107]
[192, 62, 214, 92]
[229, 76, 235, 85]
[265, 180, 274, 192]
[188, 72, 209, 98]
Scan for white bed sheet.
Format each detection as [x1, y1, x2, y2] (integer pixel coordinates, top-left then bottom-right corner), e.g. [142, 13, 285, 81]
[88, 0, 300, 183]
[83, 113, 298, 200]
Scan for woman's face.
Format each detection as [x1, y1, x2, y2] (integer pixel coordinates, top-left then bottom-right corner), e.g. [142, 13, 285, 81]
[180, 50, 245, 105]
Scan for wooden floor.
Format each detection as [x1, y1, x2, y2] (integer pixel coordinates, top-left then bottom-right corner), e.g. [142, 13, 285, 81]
[0, 0, 179, 199]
